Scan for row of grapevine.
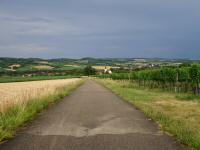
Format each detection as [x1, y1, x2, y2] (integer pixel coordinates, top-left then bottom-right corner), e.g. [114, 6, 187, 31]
[98, 64, 200, 95]
[133, 67, 191, 93]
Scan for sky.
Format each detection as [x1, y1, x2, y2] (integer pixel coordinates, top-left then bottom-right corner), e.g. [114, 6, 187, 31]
[0, 0, 200, 59]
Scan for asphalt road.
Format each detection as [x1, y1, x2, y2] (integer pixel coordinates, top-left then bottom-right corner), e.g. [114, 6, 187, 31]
[0, 80, 185, 150]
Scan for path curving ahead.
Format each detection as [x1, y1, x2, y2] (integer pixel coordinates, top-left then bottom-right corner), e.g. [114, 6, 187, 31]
[0, 80, 185, 150]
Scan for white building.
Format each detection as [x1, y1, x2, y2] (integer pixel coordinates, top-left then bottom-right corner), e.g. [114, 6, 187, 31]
[104, 67, 112, 74]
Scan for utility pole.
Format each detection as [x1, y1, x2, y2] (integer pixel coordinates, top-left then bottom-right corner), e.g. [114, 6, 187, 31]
[175, 65, 179, 93]
[129, 66, 132, 81]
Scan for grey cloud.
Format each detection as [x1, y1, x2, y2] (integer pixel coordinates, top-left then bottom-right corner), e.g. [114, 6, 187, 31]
[0, 13, 78, 36]
[0, 14, 52, 23]
[0, 0, 199, 59]
[0, 44, 49, 52]
[0, 44, 51, 58]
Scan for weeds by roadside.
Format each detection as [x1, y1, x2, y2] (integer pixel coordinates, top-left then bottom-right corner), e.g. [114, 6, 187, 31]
[96, 79, 200, 150]
[0, 79, 83, 142]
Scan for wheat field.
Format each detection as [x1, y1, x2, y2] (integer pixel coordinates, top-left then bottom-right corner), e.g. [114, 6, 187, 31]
[0, 78, 81, 112]
[92, 66, 112, 70]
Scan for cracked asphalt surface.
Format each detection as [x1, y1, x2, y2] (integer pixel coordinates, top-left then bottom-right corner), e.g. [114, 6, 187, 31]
[0, 80, 185, 150]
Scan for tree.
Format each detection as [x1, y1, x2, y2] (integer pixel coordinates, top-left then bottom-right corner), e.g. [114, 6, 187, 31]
[84, 65, 96, 76]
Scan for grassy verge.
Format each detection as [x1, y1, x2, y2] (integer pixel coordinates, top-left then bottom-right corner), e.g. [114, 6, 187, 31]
[0, 75, 81, 83]
[0, 80, 84, 142]
[96, 79, 200, 150]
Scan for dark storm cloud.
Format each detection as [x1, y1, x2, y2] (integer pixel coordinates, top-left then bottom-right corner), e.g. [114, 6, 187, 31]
[1, 15, 52, 23]
[0, 0, 199, 58]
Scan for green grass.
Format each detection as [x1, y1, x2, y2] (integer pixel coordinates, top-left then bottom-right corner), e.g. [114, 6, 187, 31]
[0, 80, 84, 142]
[175, 94, 200, 101]
[56, 66, 83, 70]
[16, 65, 37, 71]
[96, 79, 200, 150]
[0, 75, 81, 83]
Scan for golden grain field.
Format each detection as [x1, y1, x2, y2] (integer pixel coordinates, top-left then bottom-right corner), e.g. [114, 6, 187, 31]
[65, 64, 80, 67]
[0, 78, 81, 112]
[34, 65, 54, 70]
[92, 66, 112, 70]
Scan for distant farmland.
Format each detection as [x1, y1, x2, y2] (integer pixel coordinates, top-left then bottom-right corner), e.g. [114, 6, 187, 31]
[92, 66, 112, 70]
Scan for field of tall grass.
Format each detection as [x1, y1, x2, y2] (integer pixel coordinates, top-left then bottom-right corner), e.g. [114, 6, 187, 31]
[96, 79, 200, 150]
[0, 78, 83, 141]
